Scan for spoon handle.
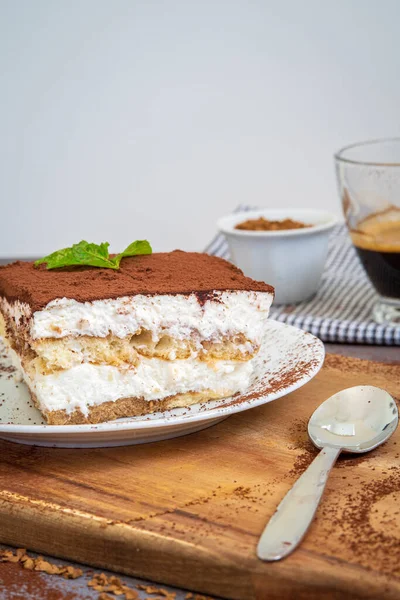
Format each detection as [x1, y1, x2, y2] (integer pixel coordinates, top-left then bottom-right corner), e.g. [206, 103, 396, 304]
[257, 445, 341, 561]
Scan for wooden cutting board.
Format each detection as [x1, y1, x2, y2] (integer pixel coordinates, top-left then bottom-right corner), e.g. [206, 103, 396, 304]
[0, 354, 399, 600]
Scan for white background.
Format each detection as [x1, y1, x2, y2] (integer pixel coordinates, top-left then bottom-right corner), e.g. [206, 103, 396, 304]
[1, 0, 400, 257]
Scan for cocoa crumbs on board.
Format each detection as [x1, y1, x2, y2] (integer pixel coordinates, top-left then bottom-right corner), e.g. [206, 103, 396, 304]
[137, 584, 173, 596]
[1, 549, 204, 600]
[88, 572, 141, 598]
[0, 548, 82, 578]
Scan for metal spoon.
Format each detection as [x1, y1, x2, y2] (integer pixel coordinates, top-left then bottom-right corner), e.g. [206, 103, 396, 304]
[257, 385, 398, 561]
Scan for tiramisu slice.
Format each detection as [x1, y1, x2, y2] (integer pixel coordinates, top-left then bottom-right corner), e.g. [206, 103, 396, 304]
[0, 251, 274, 425]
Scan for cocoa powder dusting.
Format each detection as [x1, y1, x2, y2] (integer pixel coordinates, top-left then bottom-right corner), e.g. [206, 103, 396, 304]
[320, 468, 400, 576]
[325, 353, 400, 377]
[224, 353, 321, 409]
[0, 252, 273, 311]
[0, 364, 15, 375]
[0, 562, 79, 599]
[286, 418, 317, 476]
[287, 415, 400, 576]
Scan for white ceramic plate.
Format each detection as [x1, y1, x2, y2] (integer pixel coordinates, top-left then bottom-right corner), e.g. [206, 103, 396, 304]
[0, 321, 324, 448]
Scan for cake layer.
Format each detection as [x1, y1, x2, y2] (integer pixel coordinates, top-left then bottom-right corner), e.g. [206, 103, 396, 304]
[28, 332, 257, 374]
[0, 290, 272, 342]
[0, 251, 274, 312]
[30, 389, 229, 425]
[10, 349, 253, 417]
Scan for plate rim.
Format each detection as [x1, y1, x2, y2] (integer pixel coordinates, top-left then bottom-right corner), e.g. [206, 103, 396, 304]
[0, 321, 325, 435]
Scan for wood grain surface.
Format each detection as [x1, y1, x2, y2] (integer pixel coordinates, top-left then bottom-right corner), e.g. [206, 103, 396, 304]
[0, 354, 399, 600]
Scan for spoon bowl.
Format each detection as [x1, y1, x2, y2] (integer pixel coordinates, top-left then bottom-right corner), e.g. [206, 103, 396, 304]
[308, 385, 398, 453]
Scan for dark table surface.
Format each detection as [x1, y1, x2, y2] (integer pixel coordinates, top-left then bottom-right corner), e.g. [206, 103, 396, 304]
[0, 341, 398, 599]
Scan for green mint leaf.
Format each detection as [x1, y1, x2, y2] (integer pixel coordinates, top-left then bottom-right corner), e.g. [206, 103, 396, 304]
[35, 241, 117, 270]
[111, 240, 153, 268]
[35, 239, 152, 270]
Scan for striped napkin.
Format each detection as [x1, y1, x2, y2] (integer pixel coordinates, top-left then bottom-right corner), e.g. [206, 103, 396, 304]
[206, 206, 400, 346]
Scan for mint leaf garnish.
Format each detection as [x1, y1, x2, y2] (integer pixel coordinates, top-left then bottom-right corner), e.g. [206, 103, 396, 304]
[35, 239, 152, 270]
[34, 241, 115, 269]
[111, 240, 153, 269]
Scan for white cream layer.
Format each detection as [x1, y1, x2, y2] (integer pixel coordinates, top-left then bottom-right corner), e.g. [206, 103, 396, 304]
[3, 291, 273, 342]
[21, 354, 254, 416]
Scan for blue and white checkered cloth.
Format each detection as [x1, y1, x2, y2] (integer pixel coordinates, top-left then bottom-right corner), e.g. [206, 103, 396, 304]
[206, 206, 400, 345]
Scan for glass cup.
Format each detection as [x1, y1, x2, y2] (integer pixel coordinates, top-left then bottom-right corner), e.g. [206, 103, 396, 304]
[335, 138, 400, 325]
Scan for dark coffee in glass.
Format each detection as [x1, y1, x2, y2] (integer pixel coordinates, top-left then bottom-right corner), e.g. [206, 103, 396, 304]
[351, 211, 400, 299]
[336, 139, 400, 324]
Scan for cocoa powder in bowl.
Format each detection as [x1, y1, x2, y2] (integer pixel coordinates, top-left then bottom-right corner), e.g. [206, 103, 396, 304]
[235, 217, 312, 231]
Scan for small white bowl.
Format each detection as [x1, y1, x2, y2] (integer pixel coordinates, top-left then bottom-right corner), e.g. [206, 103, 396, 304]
[217, 209, 339, 304]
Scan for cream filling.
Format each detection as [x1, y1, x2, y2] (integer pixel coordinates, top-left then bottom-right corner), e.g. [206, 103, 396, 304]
[1, 290, 273, 342]
[18, 353, 254, 416]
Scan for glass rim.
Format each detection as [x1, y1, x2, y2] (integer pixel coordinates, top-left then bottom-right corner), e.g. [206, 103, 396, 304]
[334, 137, 400, 167]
